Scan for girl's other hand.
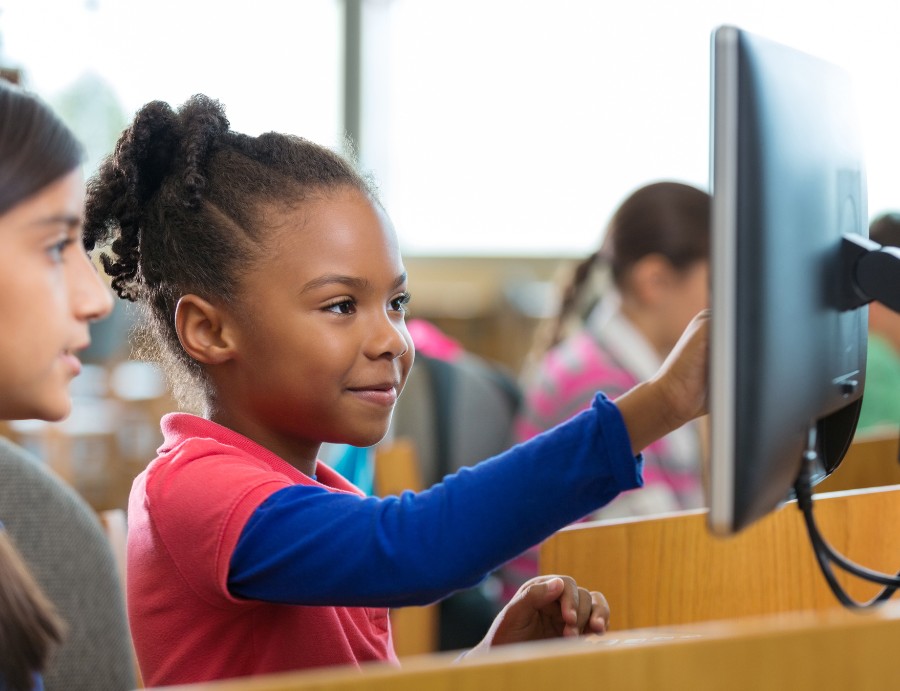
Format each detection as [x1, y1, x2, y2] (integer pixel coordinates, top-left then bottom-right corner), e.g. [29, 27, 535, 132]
[463, 575, 609, 659]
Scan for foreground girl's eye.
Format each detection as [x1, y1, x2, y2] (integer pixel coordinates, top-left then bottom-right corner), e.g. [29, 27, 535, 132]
[324, 298, 356, 315]
[390, 292, 411, 313]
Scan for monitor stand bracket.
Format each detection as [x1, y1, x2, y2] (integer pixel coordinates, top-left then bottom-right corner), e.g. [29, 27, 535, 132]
[839, 234, 900, 314]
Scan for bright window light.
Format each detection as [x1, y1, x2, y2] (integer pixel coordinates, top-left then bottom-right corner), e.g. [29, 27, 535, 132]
[2, 1, 896, 257]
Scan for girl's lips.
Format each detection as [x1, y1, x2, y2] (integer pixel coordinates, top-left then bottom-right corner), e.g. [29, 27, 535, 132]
[348, 386, 398, 407]
[60, 351, 83, 377]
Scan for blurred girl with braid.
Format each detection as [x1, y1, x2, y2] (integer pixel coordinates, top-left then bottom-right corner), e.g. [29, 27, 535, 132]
[83, 96, 709, 685]
[516, 181, 711, 520]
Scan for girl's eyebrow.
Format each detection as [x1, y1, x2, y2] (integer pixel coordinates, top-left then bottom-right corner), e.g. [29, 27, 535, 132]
[300, 274, 368, 294]
[29, 214, 82, 230]
[300, 272, 408, 294]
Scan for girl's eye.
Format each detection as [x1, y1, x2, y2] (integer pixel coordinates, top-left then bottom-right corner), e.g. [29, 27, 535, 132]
[47, 237, 74, 263]
[391, 292, 411, 313]
[325, 299, 356, 315]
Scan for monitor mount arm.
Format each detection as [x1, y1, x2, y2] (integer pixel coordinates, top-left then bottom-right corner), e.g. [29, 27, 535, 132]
[839, 234, 900, 313]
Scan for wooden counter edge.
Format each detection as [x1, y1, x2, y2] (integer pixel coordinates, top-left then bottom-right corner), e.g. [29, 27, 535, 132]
[150, 601, 900, 691]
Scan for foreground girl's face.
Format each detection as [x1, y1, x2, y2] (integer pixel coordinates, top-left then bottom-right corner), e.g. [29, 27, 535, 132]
[0, 170, 113, 421]
[222, 186, 415, 458]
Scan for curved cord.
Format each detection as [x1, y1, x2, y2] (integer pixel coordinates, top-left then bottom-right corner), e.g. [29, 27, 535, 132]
[794, 451, 900, 608]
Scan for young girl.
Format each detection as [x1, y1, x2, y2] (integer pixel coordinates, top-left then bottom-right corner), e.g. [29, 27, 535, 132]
[0, 81, 113, 691]
[83, 95, 708, 686]
[517, 181, 710, 518]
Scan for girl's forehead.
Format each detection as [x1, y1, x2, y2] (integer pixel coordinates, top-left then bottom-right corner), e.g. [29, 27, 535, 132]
[259, 189, 403, 275]
[270, 189, 395, 245]
[0, 171, 85, 234]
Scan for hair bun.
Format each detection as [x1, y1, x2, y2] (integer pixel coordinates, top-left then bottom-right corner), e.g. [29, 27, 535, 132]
[83, 95, 231, 302]
[176, 94, 230, 207]
[116, 95, 229, 210]
[115, 100, 181, 206]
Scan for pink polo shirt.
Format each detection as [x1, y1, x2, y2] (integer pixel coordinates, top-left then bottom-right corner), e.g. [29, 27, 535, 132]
[127, 413, 397, 686]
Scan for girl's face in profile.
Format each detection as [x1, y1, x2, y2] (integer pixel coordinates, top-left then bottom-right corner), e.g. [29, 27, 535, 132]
[0, 170, 113, 421]
[211, 186, 415, 470]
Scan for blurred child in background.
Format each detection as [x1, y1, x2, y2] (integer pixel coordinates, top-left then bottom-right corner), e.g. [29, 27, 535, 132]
[517, 181, 710, 519]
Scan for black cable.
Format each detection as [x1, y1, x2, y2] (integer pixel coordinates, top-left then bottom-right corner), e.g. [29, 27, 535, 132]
[793, 452, 900, 608]
[797, 456, 900, 589]
[800, 500, 896, 607]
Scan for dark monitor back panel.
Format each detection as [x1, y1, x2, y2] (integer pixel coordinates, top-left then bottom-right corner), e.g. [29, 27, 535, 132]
[708, 26, 867, 535]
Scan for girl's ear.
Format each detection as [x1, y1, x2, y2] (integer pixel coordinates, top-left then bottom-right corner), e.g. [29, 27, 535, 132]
[175, 294, 236, 365]
[628, 253, 674, 306]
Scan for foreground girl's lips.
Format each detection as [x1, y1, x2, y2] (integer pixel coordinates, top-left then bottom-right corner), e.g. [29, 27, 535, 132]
[60, 350, 83, 376]
[347, 384, 398, 407]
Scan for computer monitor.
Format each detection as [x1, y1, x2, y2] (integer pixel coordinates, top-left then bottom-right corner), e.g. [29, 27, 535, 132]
[707, 26, 869, 536]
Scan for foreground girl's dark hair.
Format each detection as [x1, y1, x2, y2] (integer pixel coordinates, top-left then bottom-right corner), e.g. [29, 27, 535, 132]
[0, 81, 83, 215]
[84, 94, 372, 409]
[0, 533, 64, 691]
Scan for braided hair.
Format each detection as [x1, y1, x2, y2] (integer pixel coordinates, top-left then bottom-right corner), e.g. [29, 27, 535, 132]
[84, 95, 373, 410]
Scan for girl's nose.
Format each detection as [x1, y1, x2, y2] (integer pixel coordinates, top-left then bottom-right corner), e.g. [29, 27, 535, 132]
[72, 251, 114, 322]
[367, 313, 410, 360]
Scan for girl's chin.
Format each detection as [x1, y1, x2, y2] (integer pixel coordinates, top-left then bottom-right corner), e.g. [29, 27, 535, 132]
[343, 428, 392, 450]
[28, 395, 72, 423]
[0, 396, 70, 423]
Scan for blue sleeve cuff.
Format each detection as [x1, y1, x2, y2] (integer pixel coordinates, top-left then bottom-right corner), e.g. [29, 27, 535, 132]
[591, 391, 644, 491]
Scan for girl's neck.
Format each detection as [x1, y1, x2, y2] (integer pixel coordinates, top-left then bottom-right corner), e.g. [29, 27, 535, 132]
[619, 300, 671, 358]
[204, 404, 321, 478]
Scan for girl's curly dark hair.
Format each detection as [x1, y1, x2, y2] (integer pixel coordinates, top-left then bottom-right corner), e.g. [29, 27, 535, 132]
[83, 94, 372, 410]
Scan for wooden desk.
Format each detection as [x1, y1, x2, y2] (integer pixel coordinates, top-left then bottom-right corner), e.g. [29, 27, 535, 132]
[152, 603, 900, 690]
[539, 485, 900, 631]
[144, 485, 900, 691]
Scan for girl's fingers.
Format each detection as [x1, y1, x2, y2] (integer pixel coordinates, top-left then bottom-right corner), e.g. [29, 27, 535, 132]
[589, 591, 610, 633]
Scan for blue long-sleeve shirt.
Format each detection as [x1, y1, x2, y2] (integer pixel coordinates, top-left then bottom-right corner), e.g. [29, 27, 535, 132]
[228, 392, 643, 607]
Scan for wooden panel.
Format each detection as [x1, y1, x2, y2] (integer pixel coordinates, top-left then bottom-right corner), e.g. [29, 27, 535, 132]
[373, 438, 424, 497]
[151, 603, 900, 691]
[539, 485, 900, 631]
[815, 430, 900, 493]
